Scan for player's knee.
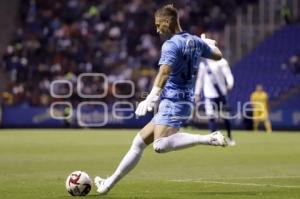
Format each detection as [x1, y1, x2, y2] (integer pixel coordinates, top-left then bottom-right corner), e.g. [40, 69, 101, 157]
[153, 138, 169, 153]
[131, 134, 147, 151]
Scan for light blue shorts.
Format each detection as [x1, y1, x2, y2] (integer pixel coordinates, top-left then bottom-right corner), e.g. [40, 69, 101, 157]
[152, 99, 193, 128]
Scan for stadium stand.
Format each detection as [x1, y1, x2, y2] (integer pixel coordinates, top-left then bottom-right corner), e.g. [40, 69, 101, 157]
[1, 0, 257, 106]
[229, 24, 300, 109]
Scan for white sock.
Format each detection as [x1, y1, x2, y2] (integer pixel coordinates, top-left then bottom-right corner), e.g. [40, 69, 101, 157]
[153, 132, 211, 153]
[105, 133, 147, 188]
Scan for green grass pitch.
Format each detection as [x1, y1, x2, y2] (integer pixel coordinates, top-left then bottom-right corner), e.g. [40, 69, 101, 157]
[1, 129, 300, 199]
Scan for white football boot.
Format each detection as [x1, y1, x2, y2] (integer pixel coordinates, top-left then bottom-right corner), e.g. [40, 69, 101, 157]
[227, 138, 236, 146]
[94, 176, 111, 195]
[209, 131, 228, 147]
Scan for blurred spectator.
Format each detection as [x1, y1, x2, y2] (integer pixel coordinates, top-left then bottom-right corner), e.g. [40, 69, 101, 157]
[281, 54, 300, 74]
[2, 0, 250, 106]
[286, 54, 300, 74]
[281, 6, 292, 24]
[1, 92, 14, 105]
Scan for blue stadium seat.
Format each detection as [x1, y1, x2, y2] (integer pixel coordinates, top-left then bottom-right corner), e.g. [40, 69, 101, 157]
[229, 24, 300, 110]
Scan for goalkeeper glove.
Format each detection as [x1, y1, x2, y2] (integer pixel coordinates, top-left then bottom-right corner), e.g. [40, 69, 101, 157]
[201, 33, 217, 47]
[135, 87, 161, 116]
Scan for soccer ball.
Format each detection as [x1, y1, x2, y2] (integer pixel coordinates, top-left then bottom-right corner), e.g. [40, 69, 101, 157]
[65, 171, 92, 196]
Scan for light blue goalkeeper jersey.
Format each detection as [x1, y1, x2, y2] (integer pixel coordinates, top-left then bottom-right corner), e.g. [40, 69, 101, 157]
[158, 31, 212, 102]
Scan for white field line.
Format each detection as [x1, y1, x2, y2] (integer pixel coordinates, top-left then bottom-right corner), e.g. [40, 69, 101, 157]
[169, 177, 300, 189]
[170, 175, 300, 180]
[210, 175, 300, 180]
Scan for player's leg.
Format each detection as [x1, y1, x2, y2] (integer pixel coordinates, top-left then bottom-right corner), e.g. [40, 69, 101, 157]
[253, 119, 259, 132]
[205, 98, 218, 132]
[94, 121, 154, 195]
[252, 111, 260, 132]
[260, 111, 272, 133]
[208, 118, 218, 131]
[220, 97, 235, 145]
[152, 124, 226, 153]
[224, 119, 231, 138]
[224, 118, 234, 144]
[152, 99, 227, 153]
[264, 119, 272, 133]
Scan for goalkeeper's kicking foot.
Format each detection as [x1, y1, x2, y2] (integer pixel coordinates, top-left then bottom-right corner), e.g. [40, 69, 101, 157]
[94, 176, 111, 195]
[208, 131, 228, 147]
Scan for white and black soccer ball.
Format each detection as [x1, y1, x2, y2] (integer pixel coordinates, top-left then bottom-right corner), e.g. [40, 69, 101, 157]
[65, 171, 92, 196]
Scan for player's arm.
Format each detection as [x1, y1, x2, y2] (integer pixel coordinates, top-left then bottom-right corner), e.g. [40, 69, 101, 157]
[221, 59, 234, 91]
[209, 46, 223, 61]
[194, 62, 204, 103]
[200, 34, 222, 60]
[136, 40, 176, 116]
[135, 64, 171, 116]
[153, 64, 172, 89]
[141, 64, 171, 104]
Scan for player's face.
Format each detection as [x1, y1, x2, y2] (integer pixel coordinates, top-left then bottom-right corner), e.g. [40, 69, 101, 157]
[155, 16, 172, 39]
[256, 85, 263, 91]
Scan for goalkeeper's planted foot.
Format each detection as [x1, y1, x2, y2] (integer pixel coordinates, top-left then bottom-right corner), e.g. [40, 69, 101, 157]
[94, 176, 111, 195]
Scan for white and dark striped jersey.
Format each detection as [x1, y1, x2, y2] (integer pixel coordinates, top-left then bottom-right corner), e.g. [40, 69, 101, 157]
[195, 58, 234, 98]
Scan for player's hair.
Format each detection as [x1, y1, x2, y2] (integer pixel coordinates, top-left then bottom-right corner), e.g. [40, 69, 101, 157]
[155, 4, 178, 23]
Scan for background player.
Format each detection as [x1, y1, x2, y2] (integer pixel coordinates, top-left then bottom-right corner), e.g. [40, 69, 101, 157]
[250, 84, 272, 133]
[94, 4, 227, 195]
[195, 52, 235, 145]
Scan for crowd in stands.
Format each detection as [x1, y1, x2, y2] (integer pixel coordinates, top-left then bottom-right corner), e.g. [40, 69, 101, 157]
[2, 0, 257, 106]
[282, 54, 300, 74]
